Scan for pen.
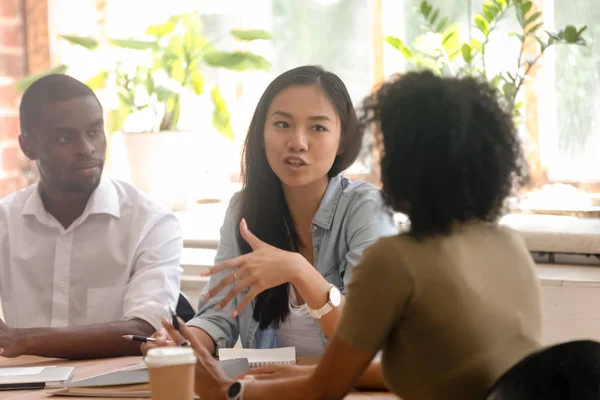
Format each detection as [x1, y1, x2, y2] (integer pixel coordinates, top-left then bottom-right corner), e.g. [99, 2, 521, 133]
[122, 335, 157, 343]
[169, 306, 191, 347]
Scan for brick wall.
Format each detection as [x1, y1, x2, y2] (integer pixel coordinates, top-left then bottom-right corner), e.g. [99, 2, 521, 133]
[0, 0, 27, 198]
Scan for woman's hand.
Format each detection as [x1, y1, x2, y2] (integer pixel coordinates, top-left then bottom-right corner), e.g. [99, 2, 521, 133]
[240, 364, 315, 380]
[201, 218, 311, 317]
[162, 317, 231, 400]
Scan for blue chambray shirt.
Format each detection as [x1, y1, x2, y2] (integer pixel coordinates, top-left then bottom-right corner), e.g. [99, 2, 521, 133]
[187, 175, 398, 350]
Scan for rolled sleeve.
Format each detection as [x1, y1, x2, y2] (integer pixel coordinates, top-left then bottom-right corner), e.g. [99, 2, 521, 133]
[340, 189, 398, 291]
[186, 194, 241, 349]
[122, 213, 182, 331]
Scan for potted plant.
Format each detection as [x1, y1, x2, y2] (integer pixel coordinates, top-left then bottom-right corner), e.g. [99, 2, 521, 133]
[384, 0, 586, 122]
[19, 12, 272, 210]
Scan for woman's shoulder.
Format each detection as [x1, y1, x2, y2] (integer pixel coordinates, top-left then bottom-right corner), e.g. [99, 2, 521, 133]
[336, 175, 387, 209]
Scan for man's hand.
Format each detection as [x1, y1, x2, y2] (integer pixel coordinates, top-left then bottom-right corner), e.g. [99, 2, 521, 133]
[0, 319, 25, 358]
[140, 328, 176, 355]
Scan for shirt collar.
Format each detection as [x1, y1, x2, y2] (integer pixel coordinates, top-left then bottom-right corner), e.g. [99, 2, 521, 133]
[22, 176, 121, 221]
[311, 175, 345, 230]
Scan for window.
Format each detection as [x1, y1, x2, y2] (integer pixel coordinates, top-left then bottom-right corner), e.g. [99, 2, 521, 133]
[537, 0, 600, 185]
[51, 0, 600, 210]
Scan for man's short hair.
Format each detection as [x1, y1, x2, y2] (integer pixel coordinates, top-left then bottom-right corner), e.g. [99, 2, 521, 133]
[19, 74, 102, 137]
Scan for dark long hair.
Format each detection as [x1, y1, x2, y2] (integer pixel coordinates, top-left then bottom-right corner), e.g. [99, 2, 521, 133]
[240, 65, 361, 329]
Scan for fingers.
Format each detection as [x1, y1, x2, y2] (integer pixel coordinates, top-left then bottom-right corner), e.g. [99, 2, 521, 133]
[161, 316, 213, 360]
[202, 272, 237, 301]
[216, 278, 253, 312]
[200, 255, 248, 277]
[161, 317, 186, 346]
[240, 218, 264, 250]
[231, 288, 260, 318]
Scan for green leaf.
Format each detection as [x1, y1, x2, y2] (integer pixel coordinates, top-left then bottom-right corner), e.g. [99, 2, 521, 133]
[494, 0, 507, 9]
[414, 57, 441, 74]
[203, 51, 271, 71]
[211, 86, 234, 141]
[483, 1, 500, 21]
[563, 25, 579, 43]
[503, 82, 517, 98]
[578, 26, 588, 36]
[385, 36, 413, 58]
[470, 38, 483, 52]
[86, 71, 109, 90]
[117, 91, 135, 108]
[461, 43, 473, 63]
[509, 32, 524, 42]
[490, 74, 504, 88]
[230, 29, 273, 41]
[166, 36, 185, 58]
[533, 35, 546, 49]
[155, 86, 177, 102]
[169, 59, 186, 83]
[107, 107, 127, 134]
[145, 18, 177, 36]
[474, 15, 490, 36]
[520, 1, 533, 16]
[441, 30, 456, 45]
[190, 70, 205, 95]
[420, 1, 432, 18]
[435, 17, 448, 33]
[524, 11, 542, 28]
[15, 64, 69, 91]
[108, 38, 158, 50]
[429, 9, 439, 25]
[162, 96, 181, 130]
[61, 35, 99, 50]
[526, 23, 544, 35]
[145, 72, 155, 97]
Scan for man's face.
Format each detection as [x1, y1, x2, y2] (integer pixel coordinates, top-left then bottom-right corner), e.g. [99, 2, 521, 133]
[23, 95, 106, 194]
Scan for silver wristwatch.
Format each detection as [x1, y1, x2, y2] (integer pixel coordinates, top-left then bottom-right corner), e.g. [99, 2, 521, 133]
[226, 376, 255, 400]
[307, 285, 342, 319]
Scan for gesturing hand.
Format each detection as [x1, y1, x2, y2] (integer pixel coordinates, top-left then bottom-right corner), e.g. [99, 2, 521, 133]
[201, 218, 310, 318]
[161, 317, 231, 400]
[0, 319, 25, 358]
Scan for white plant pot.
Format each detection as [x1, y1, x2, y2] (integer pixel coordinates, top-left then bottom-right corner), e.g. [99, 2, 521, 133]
[121, 131, 199, 211]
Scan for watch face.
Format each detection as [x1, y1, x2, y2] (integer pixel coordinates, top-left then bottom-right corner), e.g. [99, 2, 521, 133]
[329, 285, 342, 307]
[228, 382, 242, 398]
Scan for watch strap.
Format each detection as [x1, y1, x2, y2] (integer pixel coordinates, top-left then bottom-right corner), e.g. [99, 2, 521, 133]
[307, 285, 335, 319]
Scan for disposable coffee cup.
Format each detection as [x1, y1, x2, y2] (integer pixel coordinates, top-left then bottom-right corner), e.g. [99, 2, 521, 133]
[144, 346, 197, 400]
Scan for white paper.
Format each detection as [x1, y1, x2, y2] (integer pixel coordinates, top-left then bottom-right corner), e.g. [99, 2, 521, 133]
[218, 347, 296, 367]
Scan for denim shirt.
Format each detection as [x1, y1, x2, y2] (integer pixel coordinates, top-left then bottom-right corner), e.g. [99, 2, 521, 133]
[187, 175, 398, 350]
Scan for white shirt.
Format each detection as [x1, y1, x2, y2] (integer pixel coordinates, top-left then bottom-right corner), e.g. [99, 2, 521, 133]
[275, 285, 326, 358]
[0, 177, 182, 331]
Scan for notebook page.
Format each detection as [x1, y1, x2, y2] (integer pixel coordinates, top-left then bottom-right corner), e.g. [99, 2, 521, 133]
[218, 347, 296, 367]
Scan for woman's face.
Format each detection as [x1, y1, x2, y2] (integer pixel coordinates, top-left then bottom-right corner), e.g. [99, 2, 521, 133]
[263, 84, 342, 190]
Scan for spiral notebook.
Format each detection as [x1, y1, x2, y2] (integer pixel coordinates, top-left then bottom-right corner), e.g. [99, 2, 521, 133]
[218, 347, 296, 367]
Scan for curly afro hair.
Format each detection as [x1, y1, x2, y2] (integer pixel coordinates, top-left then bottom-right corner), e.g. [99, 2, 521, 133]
[360, 71, 528, 238]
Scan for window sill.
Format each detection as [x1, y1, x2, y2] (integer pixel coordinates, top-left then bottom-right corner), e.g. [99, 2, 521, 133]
[177, 201, 600, 255]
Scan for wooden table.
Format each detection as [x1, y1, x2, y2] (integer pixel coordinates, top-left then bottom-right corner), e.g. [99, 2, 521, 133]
[0, 356, 398, 399]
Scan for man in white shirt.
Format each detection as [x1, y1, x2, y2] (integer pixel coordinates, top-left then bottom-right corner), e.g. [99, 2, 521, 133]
[0, 74, 182, 359]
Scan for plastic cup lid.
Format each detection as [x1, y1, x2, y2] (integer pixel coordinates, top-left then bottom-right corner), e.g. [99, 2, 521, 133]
[144, 346, 197, 368]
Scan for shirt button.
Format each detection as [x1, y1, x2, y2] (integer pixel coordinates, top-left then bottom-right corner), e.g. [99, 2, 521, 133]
[311, 225, 318, 232]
